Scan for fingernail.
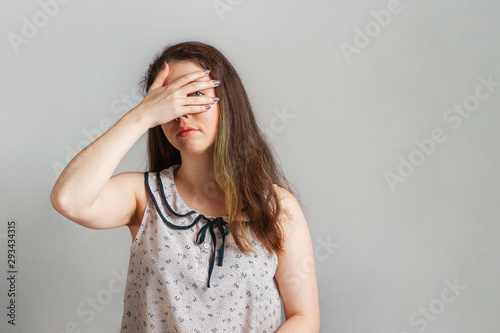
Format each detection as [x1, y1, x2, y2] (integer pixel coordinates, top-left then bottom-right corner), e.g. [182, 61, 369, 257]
[161, 62, 166, 70]
[213, 97, 220, 102]
[214, 80, 220, 85]
[205, 105, 212, 109]
[204, 69, 210, 74]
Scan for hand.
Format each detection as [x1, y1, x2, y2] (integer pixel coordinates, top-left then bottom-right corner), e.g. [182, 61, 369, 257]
[138, 62, 220, 128]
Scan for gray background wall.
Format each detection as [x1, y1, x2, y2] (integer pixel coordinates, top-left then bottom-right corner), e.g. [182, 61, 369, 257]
[1, 0, 499, 332]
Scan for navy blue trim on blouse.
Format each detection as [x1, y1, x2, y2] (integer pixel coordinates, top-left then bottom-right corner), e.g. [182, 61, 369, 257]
[155, 171, 197, 218]
[144, 170, 229, 288]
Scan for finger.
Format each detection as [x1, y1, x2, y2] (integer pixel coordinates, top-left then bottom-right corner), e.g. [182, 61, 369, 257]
[181, 96, 220, 106]
[172, 105, 211, 121]
[179, 80, 220, 96]
[148, 62, 169, 92]
[168, 68, 211, 92]
[183, 105, 213, 114]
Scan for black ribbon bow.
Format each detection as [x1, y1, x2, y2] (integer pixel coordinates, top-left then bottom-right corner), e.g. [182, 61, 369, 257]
[195, 215, 229, 288]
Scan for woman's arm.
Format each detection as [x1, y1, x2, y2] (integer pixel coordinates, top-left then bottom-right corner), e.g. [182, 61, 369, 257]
[274, 187, 321, 333]
[50, 63, 219, 229]
[50, 107, 151, 229]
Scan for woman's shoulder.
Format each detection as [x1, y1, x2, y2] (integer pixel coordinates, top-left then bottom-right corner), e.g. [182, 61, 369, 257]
[114, 171, 149, 230]
[273, 184, 296, 203]
[112, 171, 148, 204]
[272, 184, 304, 224]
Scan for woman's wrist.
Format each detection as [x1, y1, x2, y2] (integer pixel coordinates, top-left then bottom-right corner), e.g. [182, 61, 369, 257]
[125, 104, 157, 131]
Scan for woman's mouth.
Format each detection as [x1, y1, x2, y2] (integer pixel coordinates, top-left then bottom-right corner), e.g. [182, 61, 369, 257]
[177, 129, 198, 137]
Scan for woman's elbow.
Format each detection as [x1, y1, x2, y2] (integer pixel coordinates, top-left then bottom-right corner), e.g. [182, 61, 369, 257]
[49, 190, 88, 224]
[50, 189, 65, 213]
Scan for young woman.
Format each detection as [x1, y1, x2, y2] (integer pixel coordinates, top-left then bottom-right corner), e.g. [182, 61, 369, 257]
[50, 41, 320, 332]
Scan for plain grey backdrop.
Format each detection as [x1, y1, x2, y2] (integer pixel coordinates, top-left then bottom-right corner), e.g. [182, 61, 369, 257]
[1, 0, 499, 332]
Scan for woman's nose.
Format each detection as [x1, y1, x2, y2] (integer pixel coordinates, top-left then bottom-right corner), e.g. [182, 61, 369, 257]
[176, 113, 191, 121]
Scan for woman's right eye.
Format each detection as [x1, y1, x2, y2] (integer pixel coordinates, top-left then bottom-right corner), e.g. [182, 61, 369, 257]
[189, 91, 204, 97]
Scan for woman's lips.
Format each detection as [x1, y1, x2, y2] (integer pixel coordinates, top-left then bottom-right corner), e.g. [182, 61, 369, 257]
[177, 129, 198, 137]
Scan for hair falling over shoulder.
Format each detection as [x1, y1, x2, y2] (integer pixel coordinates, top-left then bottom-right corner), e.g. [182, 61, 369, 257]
[139, 40, 299, 256]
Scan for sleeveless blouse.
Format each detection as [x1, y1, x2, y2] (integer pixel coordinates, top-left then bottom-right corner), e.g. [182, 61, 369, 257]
[120, 164, 282, 332]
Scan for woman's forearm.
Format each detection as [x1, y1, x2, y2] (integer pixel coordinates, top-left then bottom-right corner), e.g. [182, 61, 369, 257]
[50, 106, 151, 213]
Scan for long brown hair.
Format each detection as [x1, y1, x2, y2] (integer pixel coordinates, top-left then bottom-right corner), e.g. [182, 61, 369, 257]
[138, 40, 299, 256]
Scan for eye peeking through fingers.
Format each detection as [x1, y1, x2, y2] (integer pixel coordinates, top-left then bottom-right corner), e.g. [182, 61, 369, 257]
[189, 91, 204, 97]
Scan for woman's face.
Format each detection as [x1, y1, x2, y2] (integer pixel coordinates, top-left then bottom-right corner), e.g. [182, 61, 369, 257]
[160, 60, 219, 157]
